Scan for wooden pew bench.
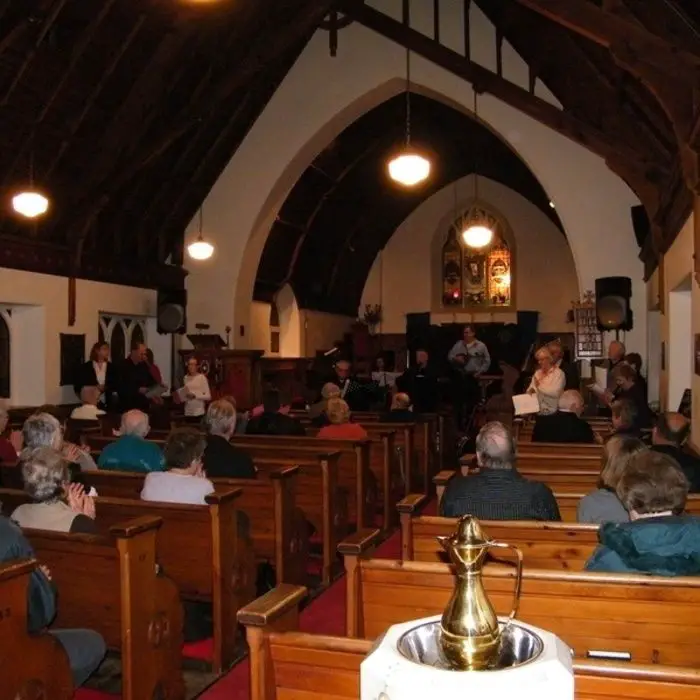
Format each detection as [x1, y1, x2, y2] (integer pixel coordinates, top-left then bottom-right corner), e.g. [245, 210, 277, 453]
[230, 435, 375, 531]
[398, 497, 599, 569]
[0, 558, 74, 699]
[517, 441, 603, 457]
[1, 487, 255, 674]
[340, 536, 700, 668]
[15, 516, 184, 699]
[237, 585, 700, 700]
[64, 466, 308, 586]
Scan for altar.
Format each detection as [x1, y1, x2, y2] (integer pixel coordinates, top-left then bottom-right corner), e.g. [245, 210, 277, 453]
[179, 334, 263, 409]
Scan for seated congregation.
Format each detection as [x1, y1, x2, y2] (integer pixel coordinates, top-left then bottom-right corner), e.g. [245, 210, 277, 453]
[2, 336, 700, 700]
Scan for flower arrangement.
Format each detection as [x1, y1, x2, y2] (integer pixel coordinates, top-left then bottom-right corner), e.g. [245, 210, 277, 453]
[362, 303, 382, 327]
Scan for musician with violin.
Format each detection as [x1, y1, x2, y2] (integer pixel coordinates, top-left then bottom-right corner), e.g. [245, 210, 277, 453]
[448, 325, 491, 430]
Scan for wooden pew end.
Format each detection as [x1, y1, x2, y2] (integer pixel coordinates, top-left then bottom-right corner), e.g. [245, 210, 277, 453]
[337, 528, 382, 556]
[397, 493, 428, 515]
[237, 584, 308, 627]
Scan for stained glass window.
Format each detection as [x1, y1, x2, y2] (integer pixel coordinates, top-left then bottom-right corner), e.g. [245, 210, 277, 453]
[440, 205, 513, 310]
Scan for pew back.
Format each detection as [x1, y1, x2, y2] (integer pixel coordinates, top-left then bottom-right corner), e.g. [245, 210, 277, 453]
[345, 555, 700, 667]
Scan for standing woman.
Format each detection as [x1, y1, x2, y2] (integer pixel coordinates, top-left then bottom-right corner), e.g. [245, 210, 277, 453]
[182, 356, 211, 419]
[74, 342, 117, 410]
[527, 346, 565, 415]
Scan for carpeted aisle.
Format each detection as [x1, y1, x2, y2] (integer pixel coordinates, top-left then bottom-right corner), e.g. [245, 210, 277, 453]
[197, 528, 403, 700]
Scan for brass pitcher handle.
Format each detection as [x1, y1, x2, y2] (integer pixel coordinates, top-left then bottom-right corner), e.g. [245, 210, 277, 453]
[489, 541, 523, 623]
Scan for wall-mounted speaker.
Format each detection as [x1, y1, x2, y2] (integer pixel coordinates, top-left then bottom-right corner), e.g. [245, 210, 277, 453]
[595, 277, 632, 332]
[157, 288, 187, 334]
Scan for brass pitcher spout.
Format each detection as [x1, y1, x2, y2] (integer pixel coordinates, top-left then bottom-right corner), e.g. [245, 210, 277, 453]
[438, 515, 523, 671]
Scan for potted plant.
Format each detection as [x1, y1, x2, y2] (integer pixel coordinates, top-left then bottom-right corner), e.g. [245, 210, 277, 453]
[362, 304, 382, 335]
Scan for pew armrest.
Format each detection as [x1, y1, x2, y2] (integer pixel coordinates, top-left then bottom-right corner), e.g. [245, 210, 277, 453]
[397, 493, 428, 514]
[337, 528, 381, 556]
[237, 584, 307, 626]
[205, 487, 242, 506]
[268, 465, 300, 481]
[109, 515, 163, 538]
[433, 470, 456, 487]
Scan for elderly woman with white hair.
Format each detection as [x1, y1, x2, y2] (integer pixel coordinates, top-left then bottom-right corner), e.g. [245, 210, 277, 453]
[526, 346, 565, 415]
[11, 447, 97, 534]
[532, 390, 595, 444]
[22, 411, 98, 472]
[308, 382, 341, 427]
[202, 399, 256, 479]
[97, 409, 165, 473]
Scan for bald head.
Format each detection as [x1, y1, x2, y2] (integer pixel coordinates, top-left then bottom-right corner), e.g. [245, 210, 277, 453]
[392, 392, 411, 410]
[653, 412, 690, 447]
[608, 341, 626, 362]
[558, 390, 584, 416]
[475, 421, 515, 470]
[120, 410, 150, 438]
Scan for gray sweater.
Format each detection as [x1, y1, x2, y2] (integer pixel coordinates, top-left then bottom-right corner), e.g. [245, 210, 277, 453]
[577, 488, 629, 525]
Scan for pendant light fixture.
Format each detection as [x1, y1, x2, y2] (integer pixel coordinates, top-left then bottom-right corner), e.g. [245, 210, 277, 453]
[187, 205, 215, 261]
[12, 142, 50, 219]
[461, 91, 493, 249]
[387, 47, 431, 187]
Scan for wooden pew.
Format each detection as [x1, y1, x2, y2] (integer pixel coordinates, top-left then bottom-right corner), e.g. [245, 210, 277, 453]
[517, 441, 603, 457]
[0, 558, 74, 700]
[22, 516, 184, 700]
[71, 466, 307, 586]
[0, 487, 255, 674]
[230, 435, 374, 531]
[340, 536, 700, 667]
[237, 584, 700, 700]
[397, 497, 599, 569]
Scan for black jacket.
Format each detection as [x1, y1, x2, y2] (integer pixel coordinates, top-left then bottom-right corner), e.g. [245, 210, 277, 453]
[396, 364, 439, 413]
[558, 360, 580, 391]
[203, 435, 257, 480]
[381, 409, 416, 423]
[441, 468, 561, 521]
[117, 358, 154, 411]
[651, 444, 700, 493]
[0, 515, 56, 633]
[73, 361, 118, 404]
[245, 412, 306, 437]
[615, 381, 653, 429]
[532, 411, 595, 444]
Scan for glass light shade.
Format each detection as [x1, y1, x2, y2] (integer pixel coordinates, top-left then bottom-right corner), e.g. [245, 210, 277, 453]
[12, 191, 49, 218]
[461, 223, 493, 248]
[387, 150, 431, 186]
[187, 238, 214, 260]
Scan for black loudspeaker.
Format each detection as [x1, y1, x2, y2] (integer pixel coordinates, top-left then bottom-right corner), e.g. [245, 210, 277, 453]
[631, 205, 650, 249]
[595, 277, 632, 332]
[157, 288, 187, 334]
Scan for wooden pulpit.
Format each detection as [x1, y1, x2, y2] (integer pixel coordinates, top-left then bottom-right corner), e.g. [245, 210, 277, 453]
[180, 335, 263, 409]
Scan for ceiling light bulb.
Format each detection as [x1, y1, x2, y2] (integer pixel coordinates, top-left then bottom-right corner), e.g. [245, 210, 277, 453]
[12, 191, 49, 219]
[187, 238, 214, 261]
[387, 150, 431, 187]
[462, 224, 493, 248]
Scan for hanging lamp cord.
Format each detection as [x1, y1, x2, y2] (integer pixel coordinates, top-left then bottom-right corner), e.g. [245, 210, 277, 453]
[198, 207, 204, 242]
[473, 90, 479, 203]
[405, 47, 411, 146]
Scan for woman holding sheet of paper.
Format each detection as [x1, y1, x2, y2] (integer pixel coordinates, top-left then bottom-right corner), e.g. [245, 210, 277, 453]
[180, 356, 212, 418]
[527, 347, 565, 415]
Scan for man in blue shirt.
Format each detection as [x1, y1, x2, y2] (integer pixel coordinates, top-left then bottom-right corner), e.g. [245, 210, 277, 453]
[98, 410, 165, 473]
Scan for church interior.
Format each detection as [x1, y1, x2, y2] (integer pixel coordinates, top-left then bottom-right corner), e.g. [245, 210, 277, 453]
[2, 0, 700, 698]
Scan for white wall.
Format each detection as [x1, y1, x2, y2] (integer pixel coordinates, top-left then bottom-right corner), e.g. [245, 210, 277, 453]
[277, 284, 302, 357]
[360, 175, 579, 333]
[0, 268, 166, 406]
[668, 280, 692, 412]
[185, 0, 645, 361]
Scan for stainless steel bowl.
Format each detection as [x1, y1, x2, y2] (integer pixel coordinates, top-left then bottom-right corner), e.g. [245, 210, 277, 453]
[397, 620, 543, 671]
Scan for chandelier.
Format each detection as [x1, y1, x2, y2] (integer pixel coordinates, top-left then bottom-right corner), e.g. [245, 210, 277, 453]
[461, 91, 492, 249]
[12, 191, 49, 219]
[187, 206, 215, 261]
[12, 146, 50, 219]
[387, 48, 431, 187]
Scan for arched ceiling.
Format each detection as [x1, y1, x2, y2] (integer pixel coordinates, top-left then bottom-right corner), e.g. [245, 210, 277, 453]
[254, 92, 563, 315]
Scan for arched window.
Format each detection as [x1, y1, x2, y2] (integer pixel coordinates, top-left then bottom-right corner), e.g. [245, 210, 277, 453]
[98, 314, 148, 360]
[0, 311, 10, 399]
[440, 204, 513, 311]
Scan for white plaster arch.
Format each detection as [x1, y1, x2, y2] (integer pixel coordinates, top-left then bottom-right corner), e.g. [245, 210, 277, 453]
[187, 10, 644, 354]
[277, 283, 302, 357]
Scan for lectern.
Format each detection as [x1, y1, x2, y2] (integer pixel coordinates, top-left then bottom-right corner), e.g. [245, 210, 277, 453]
[180, 335, 263, 409]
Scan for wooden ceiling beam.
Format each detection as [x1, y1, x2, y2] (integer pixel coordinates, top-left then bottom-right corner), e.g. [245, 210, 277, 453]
[0, 0, 68, 107]
[341, 0, 667, 216]
[514, 0, 700, 75]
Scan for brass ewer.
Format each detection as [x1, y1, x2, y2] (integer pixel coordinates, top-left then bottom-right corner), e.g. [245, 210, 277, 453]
[438, 515, 523, 671]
